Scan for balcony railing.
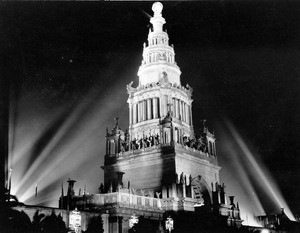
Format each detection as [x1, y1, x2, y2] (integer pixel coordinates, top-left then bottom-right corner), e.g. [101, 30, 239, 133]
[75, 192, 162, 211]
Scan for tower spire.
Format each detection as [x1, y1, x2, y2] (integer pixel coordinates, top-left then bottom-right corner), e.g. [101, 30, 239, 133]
[137, 2, 181, 87]
[150, 2, 165, 33]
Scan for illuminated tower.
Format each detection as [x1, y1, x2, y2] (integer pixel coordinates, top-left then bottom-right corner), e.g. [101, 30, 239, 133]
[103, 2, 220, 212]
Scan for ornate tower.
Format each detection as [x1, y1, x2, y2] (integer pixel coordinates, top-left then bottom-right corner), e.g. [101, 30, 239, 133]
[127, 2, 194, 145]
[102, 2, 220, 212]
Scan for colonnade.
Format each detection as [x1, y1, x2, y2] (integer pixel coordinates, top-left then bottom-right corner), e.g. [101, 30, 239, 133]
[172, 98, 192, 125]
[130, 97, 192, 125]
[148, 36, 168, 46]
[130, 97, 160, 124]
[144, 52, 174, 64]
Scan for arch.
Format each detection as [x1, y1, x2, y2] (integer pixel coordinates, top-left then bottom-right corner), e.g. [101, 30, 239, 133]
[191, 176, 212, 209]
[209, 141, 213, 155]
[110, 140, 115, 154]
[174, 127, 179, 143]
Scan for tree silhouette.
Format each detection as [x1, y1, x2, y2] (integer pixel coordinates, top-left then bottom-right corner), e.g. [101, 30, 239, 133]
[1, 209, 32, 233]
[34, 210, 67, 233]
[30, 210, 45, 233]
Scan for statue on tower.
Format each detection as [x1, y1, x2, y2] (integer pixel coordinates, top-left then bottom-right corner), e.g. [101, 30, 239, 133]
[160, 71, 169, 85]
[126, 81, 136, 94]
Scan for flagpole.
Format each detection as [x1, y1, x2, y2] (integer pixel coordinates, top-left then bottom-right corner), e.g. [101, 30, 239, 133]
[8, 168, 12, 197]
[35, 178, 38, 197]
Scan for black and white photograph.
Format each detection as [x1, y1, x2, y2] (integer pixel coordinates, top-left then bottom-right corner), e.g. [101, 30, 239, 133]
[1, 1, 299, 232]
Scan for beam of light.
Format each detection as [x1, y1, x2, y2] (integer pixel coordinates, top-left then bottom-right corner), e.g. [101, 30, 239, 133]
[140, 9, 151, 19]
[218, 124, 264, 226]
[14, 85, 101, 199]
[229, 150, 265, 225]
[14, 81, 130, 204]
[18, 85, 126, 205]
[14, 106, 79, 196]
[225, 120, 296, 221]
[227, 140, 265, 215]
[10, 53, 138, 207]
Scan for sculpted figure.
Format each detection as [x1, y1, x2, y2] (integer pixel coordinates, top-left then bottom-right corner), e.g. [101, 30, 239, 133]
[180, 172, 184, 184]
[126, 81, 135, 93]
[156, 192, 161, 199]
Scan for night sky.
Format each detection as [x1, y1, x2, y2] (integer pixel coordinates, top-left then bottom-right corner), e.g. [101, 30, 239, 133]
[1, 1, 299, 223]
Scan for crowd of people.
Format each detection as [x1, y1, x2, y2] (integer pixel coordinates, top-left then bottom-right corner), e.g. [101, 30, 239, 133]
[118, 133, 210, 155]
[120, 134, 160, 152]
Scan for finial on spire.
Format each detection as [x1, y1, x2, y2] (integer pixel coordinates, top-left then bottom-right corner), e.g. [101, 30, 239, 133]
[150, 2, 165, 33]
[152, 2, 163, 16]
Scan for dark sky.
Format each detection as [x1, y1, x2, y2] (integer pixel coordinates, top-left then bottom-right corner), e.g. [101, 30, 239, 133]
[1, 1, 299, 222]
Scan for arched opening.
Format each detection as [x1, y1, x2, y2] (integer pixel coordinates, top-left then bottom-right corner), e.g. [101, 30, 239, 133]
[191, 176, 212, 212]
[110, 140, 115, 155]
[174, 128, 179, 143]
[209, 141, 213, 155]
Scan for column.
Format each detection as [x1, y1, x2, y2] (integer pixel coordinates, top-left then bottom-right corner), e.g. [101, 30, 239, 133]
[172, 98, 176, 117]
[175, 99, 179, 118]
[144, 100, 147, 121]
[133, 103, 136, 124]
[183, 102, 186, 122]
[183, 103, 186, 123]
[129, 104, 132, 125]
[213, 142, 216, 156]
[138, 102, 142, 122]
[141, 101, 144, 121]
[142, 101, 145, 121]
[150, 98, 153, 119]
[147, 99, 151, 120]
[182, 183, 186, 198]
[179, 100, 182, 120]
[135, 103, 139, 123]
[140, 101, 144, 121]
[186, 104, 190, 125]
[136, 102, 139, 122]
[184, 103, 188, 122]
[153, 98, 157, 119]
[182, 102, 185, 122]
[157, 97, 160, 118]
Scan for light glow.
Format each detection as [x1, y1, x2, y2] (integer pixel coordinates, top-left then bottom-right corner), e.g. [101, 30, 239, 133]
[225, 120, 296, 221]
